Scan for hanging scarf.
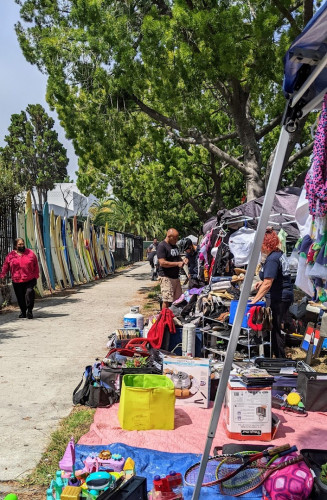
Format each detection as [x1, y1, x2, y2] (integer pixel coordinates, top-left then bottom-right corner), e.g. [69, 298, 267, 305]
[305, 93, 327, 217]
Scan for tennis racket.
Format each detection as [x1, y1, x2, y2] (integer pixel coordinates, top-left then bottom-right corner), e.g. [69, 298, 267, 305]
[218, 454, 304, 496]
[184, 444, 292, 487]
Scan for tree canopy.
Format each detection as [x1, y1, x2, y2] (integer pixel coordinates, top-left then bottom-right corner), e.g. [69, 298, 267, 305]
[1, 104, 69, 210]
[14, 0, 317, 232]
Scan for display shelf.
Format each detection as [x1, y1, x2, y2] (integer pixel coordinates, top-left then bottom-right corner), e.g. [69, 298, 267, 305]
[202, 315, 271, 360]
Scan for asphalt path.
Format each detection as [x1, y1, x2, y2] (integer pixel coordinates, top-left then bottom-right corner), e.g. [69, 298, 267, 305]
[0, 261, 153, 482]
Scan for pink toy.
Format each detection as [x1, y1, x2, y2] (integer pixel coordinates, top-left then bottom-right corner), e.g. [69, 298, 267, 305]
[83, 453, 125, 473]
[263, 453, 314, 500]
[59, 437, 75, 476]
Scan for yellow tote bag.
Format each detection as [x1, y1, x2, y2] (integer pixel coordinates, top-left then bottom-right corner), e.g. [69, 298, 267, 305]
[118, 374, 175, 430]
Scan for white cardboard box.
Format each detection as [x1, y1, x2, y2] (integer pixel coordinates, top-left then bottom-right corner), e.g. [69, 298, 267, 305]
[224, 378, 272, 440]
[162, 356, 211, 408]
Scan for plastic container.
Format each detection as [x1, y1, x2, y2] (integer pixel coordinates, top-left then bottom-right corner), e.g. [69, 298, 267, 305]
[229, 300, 265, 328]
[182, 323, 196, 356]
[124, 306, 144, 330]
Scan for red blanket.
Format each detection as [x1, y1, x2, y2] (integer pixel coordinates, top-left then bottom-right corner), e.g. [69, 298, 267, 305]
[147, 308, 176, 349]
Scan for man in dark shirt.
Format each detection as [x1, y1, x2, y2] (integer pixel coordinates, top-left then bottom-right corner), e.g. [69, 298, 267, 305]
[157, 228, 185, 308]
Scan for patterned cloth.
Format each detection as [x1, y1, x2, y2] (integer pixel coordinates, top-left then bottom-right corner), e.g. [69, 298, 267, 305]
[305, 93, 327, 217]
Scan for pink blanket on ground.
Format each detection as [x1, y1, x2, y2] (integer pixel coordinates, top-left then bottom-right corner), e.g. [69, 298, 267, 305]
[78, 403, 327, 453]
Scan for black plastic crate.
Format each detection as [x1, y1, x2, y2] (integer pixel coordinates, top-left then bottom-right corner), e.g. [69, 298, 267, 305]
[301, 449, 327, 499]
[97, 476, 147, 500]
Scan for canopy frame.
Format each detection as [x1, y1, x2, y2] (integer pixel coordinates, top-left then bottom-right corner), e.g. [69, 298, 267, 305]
[192, 9, 327, 497]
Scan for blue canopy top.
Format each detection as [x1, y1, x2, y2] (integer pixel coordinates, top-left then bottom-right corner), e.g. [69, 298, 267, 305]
[283, 1, 327, 102]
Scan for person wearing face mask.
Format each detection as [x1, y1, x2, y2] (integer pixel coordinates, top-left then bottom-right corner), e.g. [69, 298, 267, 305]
[0, 238, 39, 319]
[249, 228, 293, 358]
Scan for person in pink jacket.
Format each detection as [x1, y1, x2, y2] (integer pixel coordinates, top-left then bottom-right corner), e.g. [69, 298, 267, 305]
[0, 238, 39, 319]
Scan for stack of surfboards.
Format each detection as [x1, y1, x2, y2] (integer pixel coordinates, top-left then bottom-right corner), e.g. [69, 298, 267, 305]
[18, 191, 116, 292]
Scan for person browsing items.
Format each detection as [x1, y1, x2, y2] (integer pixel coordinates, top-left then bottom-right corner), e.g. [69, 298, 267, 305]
[249, 228, 293, 358]
[146, 237, 158, 280]
[157, 228, 185, 309]
[0, 238, 39, 319]
[180, 238, 205, 290]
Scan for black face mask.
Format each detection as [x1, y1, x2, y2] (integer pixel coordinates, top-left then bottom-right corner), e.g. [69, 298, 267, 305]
[17, 246, 25, 253]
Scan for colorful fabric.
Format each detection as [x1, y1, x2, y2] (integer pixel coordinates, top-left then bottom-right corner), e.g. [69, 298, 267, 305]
[0, 249, 39, 283]
[305, 93, 327, 217]
[147, 308, 176, 349]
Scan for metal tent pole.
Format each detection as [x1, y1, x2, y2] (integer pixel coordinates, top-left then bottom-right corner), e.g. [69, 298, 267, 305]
[191, 124, 290, 500]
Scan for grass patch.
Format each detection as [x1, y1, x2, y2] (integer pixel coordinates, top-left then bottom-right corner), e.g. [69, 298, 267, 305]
[21, 407, 95, 487]
[147, 285, 160, 299]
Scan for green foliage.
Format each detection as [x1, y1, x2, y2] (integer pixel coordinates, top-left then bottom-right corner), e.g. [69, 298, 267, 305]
[1, 104, 69, 209]
[0, 156, 23, 214]
[14, 0, 316, 230]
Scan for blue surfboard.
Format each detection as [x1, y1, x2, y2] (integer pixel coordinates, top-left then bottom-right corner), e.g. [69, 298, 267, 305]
[43, 202, 56, 289]
[62, 217, 74, 286]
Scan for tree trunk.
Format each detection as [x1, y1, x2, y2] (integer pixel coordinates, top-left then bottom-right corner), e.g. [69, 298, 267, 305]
[228, 80, 264, 200]
[31, 190, 38, 212]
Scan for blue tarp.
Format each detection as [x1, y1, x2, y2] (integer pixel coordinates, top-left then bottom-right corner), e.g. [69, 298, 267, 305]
[75, 443, 262, 499]
[283, 1, 327, 101]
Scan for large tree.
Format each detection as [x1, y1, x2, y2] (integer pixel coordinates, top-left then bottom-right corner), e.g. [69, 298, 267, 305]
[14, 0, 315, 224]
[1, 104, 69, 210]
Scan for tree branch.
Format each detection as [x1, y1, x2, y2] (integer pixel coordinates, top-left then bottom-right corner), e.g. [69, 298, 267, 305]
[255, 114, 283, 140]
[271, 0, 301, 34]
[287, 141, 314, 166]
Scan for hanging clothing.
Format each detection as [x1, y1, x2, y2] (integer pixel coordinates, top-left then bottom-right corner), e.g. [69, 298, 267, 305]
[228, 227, 256, 266]
[305, 93, 327, 217]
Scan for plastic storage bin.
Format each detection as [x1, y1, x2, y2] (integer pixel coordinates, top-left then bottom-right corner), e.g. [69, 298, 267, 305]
[118, 374, 175, 430]
[229, 300, 265, 328]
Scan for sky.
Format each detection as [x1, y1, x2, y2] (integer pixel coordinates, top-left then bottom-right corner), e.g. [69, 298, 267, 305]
[0, 0, 78, 180]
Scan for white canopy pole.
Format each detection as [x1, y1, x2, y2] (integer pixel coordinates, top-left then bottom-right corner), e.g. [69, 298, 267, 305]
[192, 124, 290, 500]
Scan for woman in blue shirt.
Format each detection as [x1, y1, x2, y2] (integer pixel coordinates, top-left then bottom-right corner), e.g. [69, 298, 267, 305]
[250, 228, 293, 358]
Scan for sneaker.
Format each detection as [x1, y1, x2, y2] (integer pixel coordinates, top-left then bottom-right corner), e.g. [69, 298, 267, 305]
[19, 312, 26, 318]
[27, 311, 33, 319]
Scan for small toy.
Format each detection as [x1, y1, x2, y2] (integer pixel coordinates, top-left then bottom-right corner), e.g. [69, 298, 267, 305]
[153, 471, 183, 495]
[50, 470, 67, 500]
[286, 392, 301, 406]
[320, 463, 327, 485]
[123, 457, 135, 479]
[85, 471, 115, 497]
[60, 485, 82, 500]
[82, 452, 125, 473]
[59, 437, 76, 475]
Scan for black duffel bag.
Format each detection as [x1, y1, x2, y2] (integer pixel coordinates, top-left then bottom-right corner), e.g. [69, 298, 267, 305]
[297, 371, 327, 412]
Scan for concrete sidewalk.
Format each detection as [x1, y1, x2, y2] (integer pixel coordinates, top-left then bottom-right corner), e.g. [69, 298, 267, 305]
[0, 262, 154, 481]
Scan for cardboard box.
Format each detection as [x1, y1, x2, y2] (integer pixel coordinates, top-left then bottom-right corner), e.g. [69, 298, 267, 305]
[163, 356, 211, 408]
[224, 378, 272, 440]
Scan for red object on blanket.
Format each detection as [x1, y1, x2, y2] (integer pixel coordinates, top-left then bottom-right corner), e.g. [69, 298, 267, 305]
[147, 308, 176, 349]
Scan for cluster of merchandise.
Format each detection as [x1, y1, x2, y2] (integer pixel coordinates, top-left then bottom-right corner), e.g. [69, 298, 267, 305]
[38, 295, 327, 500]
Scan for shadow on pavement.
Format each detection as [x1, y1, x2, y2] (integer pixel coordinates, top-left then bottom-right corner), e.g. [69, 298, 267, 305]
[32, 311, 70, 319]
[0, 331, 24, 343]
